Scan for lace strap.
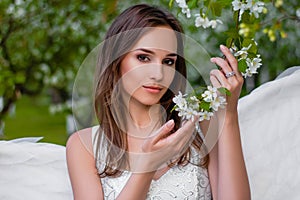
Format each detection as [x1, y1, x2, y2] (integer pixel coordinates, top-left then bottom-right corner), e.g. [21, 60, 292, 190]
[91, 125, 108, 173]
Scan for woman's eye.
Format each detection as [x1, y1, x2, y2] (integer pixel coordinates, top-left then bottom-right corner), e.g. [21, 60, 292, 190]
[137, 55, 150, 62]
[163, 58, 175, 66]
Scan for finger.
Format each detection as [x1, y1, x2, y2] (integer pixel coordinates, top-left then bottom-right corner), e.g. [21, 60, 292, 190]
[210, 69, 231, 88]
[210, 70, 222, 88]
[151, 119, 174, 145]
[142, 120, 174, 152]
[157, 117, 198, 149]
[171, 119, 196, 141]
[210, 57, 234, 76]
[219, 44, 238, 72]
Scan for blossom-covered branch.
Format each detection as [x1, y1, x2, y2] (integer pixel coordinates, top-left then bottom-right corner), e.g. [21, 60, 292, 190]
[169, 0, 275, 125]
[170, 0, 268, 78]
[172, 86, 228, 123]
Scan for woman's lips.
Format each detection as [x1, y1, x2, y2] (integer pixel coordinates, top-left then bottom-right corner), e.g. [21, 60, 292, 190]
[142, 85, 163, 94]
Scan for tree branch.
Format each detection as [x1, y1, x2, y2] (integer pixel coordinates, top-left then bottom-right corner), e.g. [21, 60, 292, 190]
[0, 17, 17, 73]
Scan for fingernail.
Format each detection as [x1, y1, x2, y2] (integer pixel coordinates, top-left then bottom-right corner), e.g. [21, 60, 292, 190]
[166, 119, 174, 128]
[220, 44, 226, 50]
[210, 58, 215, 62]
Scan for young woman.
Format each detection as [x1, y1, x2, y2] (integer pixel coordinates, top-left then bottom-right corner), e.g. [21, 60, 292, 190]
[66, 4, 250, 200]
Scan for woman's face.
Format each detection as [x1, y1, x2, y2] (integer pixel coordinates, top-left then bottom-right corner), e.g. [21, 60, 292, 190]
[120, 26, 178, 106]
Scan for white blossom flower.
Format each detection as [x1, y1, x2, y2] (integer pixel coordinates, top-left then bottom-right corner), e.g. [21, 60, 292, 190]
[172, 86, 227, 124]
[209, 19, 223, 29]
[195, 14, 211, 29]
[199, 111, 214, 121]
[230, 44, 238, 54]
[210, 96, 227, 111]
[189, 96, 198, 102]
[175, 0, 187, 8]
[175, 0, 191, 18]
[251, 55, 262, 70]
[241, 55, 262, 78]
[177, 108, 186, 118]
[296, 8, 300, 18]
[234, 44, 252, 60]
[189, 96, 200, 110]
[194, 13, 222, 29]
[245, 55, 262, 75]
[247, 0, 265, 18]
[173, 91, 187, 110]
[232, 0, 265, 20]
[40, 63, 50, 74]
[6, 4, 15, 14]
[232, 0, 247, 20]
[49, 104, 64, 114]
[6, 4, 26, 18]
[183, 107, 200, 121]
[15, 0, 24, 5]
[232, 0, 246, 12]
[181, 6, 191, 18]
[242, 69, 253, 78]
[202, 86, 217, 102]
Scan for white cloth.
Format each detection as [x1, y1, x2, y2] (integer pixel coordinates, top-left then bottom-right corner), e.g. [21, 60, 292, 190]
[238, 67, 300, 200]
[92, 126, 212, 200]
[0, 138, 73, 200]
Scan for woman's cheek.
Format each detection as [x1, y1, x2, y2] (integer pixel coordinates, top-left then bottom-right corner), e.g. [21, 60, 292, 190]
[120, 66, 145, 95]
[163, 66, 176, 88]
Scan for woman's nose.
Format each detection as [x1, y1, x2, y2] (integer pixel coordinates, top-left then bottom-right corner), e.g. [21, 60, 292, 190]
[149, 62, 163, 81]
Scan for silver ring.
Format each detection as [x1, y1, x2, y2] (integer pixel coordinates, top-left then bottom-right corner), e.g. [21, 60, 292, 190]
[225, 71, 236, 78]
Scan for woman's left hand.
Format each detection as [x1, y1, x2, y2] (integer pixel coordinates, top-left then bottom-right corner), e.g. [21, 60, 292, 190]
[209, 44, 244, 113]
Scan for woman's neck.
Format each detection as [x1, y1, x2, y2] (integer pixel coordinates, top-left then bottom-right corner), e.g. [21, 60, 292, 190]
[127, 99, 162, 137]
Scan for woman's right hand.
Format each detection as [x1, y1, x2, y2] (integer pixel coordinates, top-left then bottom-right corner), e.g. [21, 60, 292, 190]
[130, 119, 197, 173]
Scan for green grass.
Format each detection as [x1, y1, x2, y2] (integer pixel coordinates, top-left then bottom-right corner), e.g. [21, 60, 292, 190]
[1, 95, 68, 146]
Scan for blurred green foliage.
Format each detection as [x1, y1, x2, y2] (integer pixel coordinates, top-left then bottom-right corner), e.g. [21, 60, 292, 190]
[1, 95, 67, 145]
[0, 0, 118, 127]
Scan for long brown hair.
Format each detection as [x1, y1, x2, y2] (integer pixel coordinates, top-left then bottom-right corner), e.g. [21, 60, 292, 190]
[94, 4, 208, 177]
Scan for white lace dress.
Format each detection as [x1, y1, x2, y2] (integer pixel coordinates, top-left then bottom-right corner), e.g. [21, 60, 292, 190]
[91, 126, 212, 200]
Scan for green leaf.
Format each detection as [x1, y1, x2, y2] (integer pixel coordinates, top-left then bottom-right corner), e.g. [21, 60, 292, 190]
[226, 37, 234, 47]
[170, 104, 177, 113]
[242, 39, 257, 54]
[242, 38, 253, 47]
[218, 87, 231, 96]
[249, 44, 257, 54]
[210, 1, 223, 17]
[238, 59, 248, 73]
[224, 28, 239, 39]
[169, 0, 174, 8]
[233, 10, 239, 23]
[249, 13, 257, 23]
[241, 11, 251, 23]
[204, 0, 211, 8]
[217, 0, 233, 7]
[247, 52, 257, 59]
[200, 101, 211, 111]
[187, 0, 198, 9]
[234, 37, 243, 49]
[15, 72, 26, 84]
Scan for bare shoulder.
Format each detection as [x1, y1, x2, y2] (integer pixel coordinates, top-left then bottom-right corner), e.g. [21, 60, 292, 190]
[66, 127, 98, 175]
[66, 127, 94, 157]
[66, 127, 103, 198]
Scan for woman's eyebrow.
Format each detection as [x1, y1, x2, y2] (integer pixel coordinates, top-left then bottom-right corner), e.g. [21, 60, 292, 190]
[133, 48, 177, 57]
